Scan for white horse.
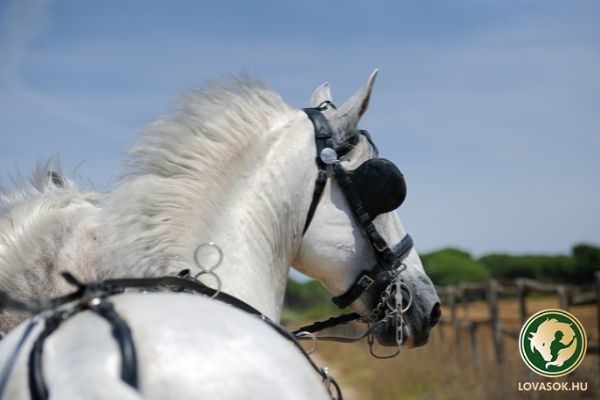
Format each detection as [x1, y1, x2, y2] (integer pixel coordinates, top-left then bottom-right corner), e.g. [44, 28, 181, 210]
[0, 71, 439, 399]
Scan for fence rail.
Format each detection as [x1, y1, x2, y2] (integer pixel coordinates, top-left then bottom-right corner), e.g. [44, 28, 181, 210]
[434, 271, 600, 368]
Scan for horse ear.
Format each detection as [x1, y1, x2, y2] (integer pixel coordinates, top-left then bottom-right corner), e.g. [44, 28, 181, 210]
[330, 69, 378, 139]
[310, 82, 332, 108]
[48, 170, 65, 188]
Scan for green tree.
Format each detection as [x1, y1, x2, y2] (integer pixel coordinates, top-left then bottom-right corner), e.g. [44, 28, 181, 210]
[422, 248, 490, 286]
[479, 254, 575, 283]
[572, 243, 600, 285]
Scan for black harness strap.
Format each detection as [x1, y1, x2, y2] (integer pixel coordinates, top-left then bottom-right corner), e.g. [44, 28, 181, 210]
[331, 161, 399, 267]
[90, 298, 138, 389]
[260, 316, 343, 399]
[102, 274, 265, 316]
[302, 170, 328, 235]
[302, 107, 336, 235]
[28, 297, 139, 400]
[331, 233, 413, 310]
[29, 308, 82, 400]
[292, 312, 361, 335]
[0, 319, 37, 399]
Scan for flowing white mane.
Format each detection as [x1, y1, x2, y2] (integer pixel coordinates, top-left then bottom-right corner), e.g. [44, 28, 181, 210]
[99, 76, 295, 278]
[125, 75, 292, 180]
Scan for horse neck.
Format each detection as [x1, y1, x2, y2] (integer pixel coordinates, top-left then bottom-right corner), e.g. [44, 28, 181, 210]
[100, 112, 315, 321]
[197, 113, 314, 320]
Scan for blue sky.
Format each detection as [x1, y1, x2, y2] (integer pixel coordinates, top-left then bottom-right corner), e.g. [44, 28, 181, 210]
[0, 0, 598, 257]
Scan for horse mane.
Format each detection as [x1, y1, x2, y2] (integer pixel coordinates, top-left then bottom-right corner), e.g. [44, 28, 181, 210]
[122, 74, 292, 180]
[99, 75, 295, 277]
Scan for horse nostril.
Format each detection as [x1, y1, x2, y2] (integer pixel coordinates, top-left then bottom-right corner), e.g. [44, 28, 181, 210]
[429, 302, 442, 326]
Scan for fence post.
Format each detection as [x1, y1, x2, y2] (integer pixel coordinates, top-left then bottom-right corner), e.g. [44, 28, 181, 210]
[517, 280, 528, 325]
[449, 286, 462, 358]
[596, 272, 600, 379]
[488, 280, 503, 364]
[460, 286, 481, 366]
[468, 322, 482, 368]
[437, 317, 446, 352]
[558, 284, 570, 310]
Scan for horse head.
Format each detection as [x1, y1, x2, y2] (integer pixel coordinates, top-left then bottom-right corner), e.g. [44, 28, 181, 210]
[292, 71, 440, 348]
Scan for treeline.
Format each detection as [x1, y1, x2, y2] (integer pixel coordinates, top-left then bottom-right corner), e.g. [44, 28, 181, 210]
[284, 243, 600, 322]
[282, 279, 339, 324]
[423, 243, 600, 286]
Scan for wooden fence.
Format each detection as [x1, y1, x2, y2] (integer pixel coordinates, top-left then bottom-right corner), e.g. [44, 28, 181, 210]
[434, 271, 600, 370]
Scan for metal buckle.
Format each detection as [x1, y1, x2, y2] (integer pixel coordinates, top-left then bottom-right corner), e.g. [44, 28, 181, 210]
[357, 274, 375, 290]
[373, 240, 388, 253]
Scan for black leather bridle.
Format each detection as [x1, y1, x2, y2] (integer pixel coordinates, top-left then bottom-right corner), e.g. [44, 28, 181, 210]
[301, 105, 414, 312]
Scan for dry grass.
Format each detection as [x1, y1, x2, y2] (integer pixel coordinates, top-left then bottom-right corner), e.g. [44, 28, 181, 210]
[304, 297, 599, 400]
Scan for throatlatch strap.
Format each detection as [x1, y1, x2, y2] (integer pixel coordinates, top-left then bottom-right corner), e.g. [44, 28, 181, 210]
[301, 108, 336, 235]
[302, 170, 328, 234]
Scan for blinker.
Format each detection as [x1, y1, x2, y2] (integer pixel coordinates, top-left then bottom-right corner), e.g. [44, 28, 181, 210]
[347, 158, 406, 218]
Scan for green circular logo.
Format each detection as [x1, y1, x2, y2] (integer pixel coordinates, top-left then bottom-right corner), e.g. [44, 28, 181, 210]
[519, 309, 587, 377]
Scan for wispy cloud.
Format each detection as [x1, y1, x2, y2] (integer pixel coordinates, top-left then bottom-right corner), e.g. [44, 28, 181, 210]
[0, 0, 53, 89]
[0, 0, 119, 138]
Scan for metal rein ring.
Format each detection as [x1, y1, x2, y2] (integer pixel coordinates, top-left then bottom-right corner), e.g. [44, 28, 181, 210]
[397, 281, 413, 314]
[192, 242, 224, 298]
[193, 271, 222, 299]
[193, 242, 223, 272]
[295, 331, 318, 354]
